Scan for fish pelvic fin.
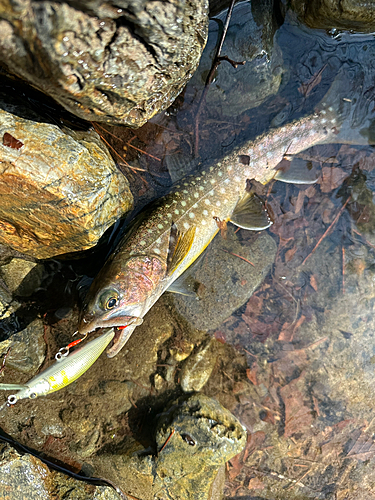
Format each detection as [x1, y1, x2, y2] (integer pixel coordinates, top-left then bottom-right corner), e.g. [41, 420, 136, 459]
[231, 193, 272, 230]
[167, 224, 196, 275]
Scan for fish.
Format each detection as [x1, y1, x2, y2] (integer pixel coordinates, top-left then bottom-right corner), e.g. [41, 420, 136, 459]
[79, 70, 352, 357]
[0, 328, 115, 409]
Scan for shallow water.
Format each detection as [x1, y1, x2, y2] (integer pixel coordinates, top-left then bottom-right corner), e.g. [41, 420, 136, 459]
[2, 4, 375, 500]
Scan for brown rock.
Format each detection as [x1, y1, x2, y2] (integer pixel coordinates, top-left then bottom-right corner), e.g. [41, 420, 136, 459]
[0, 106, 133, 258]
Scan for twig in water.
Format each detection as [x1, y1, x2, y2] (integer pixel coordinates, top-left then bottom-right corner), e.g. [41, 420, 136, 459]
[302, 196, 351, 265]
[194, 0, 245, 157]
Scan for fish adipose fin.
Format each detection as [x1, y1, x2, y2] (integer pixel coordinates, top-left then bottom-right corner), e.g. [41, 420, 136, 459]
[167, 223, 196, 275]
[230, 193, 272, 230]
[275, 158, 320, 184]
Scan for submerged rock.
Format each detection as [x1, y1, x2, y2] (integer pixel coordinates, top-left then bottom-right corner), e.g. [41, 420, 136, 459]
[0, 98, 133, 258]
[172, 229, 277, 331]
[184, 0, 283, 117]
[289, 0, 375, 32]
[0, 0, 209, 127]
[94, 393, 247, 500]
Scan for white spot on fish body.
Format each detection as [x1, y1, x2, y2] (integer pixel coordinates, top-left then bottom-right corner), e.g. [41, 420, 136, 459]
[220, 187, 226, 194]
[331, 118, 336, 124]
[199, 186, 204, 191]
[244, 169, 250, 176]
[210, 178, 216, 184]
[156, 238, 161, 245]
[224, 178, 230, 184]
[167, 213, 172, 218]
[183, 190, 188, 194]
[321, 118, 327, 124]
[202, 171, 206, 175]
[183, 222, 190, 229]
[266, 152, 273, 159]
[201, 220, 207, 225]
[175, 209, 179, 214]
[210, 166, 214, 171]
[216, 201, 221, 207]
[140, 240, 146, 246]
[153, 248, 161, 255]
[181, 201, 187, 207]
[321, 109, 326, 115]
[203, 209, 208, 216]
[205, 199, 210, 205]
[218, 171, 223, 177]
[158, 224, 163, 229]
[194, 192, 199, 198]
[148, 228, 153, 233]
[189, 212, 195, 219]
[328, 107, 333, 112]
[235, 176, 241, 182]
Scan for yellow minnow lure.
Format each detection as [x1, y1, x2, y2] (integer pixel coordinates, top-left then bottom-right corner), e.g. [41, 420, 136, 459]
[0, 328, 114, 410]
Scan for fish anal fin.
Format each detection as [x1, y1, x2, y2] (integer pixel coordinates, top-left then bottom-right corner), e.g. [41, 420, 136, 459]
[230, 192, 272, 230]
[167, 225, 196, 275]
[275, 158, 319, 184]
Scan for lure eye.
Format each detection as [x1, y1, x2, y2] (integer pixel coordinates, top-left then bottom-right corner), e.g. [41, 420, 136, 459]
[29, 392, 37, 399]
[106, 297, 118, 310]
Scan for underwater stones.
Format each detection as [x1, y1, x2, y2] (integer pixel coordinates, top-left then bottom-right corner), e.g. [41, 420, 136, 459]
[0, 105, 133, 259]
[172, 230, 277, 331]
[184, 0, 283, 117]
[0, 0, 209, 127]
[289, 0, 375, 32]
[94, 393, 247, 500]
[180, 338, 221, 392]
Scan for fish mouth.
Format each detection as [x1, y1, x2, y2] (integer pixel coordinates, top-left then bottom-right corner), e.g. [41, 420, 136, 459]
[79, 315, 143, 357]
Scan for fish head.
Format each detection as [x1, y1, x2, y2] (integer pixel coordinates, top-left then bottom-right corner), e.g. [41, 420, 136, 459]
[78, 253, 167, 354]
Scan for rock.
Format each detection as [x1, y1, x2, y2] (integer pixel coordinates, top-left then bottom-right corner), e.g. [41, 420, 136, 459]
[0, 259, 41, 296]
[0, 441, 121, 499]
[289, 0, 375, 32]
[183, 1, 283, 118]
[0, 318, 45, 374]
[0, 94, 133, 258]
[172, 229, 277, 331]
[180, 338, 221, 392]
[93, 393, 247, 500]
[0, 0, 209, 127]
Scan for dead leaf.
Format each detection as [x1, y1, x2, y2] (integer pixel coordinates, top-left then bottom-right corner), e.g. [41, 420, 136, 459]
[298, 64, 327, 97]
[278, 315, 306, 342]
[295, 190, 306, 214]
[319, 166, 348, 193]
[310, 275, 318, 291]
[3, 132, 23, 149]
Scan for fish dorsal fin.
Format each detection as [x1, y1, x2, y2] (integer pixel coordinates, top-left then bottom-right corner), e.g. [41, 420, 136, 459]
[167, 224, 196, 275]
[231, 192, 272, 230]
[274, 158, 319, 184]
[0, 383, 27, 391]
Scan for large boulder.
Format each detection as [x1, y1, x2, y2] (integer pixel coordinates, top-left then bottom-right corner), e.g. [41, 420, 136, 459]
[289, 0, 375, 32]
[0, 84, 133, 259]
[0, 0, 209, 127]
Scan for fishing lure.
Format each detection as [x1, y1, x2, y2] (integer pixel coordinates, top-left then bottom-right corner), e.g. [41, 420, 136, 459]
[0, 328, 115, 410]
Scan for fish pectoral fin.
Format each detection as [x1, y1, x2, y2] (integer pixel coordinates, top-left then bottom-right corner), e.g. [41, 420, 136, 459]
[274, 158, 320, 184]
[230, 192, 272, 230]
[167, 224, 196, 275]
[0, 383, 27, 391]
[167, 274, 199, 298]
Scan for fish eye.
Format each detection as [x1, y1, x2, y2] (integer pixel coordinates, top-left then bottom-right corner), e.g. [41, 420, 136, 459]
[99, 290, 119, 311]
[106, 297, 118, 310]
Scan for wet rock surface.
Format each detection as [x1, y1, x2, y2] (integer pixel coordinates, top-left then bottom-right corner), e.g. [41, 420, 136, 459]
[0, 0, 209, 127]
[184, 1, 283, 118]
[172, 229, 277, 331]
[93, 393, 247, 500]
[0, 91, 133, 258]
[289, 0, 375, 32]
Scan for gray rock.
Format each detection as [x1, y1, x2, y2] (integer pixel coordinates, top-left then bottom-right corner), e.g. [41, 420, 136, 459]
[172, 229, 277, 330]
[93, 393, 247, 500]
[289, 0, 375, 32]
[0, 442, 121, 499]
[0, 100, 133, 258]
[184, 1, 283, 117]
[0, 0, 209, 127]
